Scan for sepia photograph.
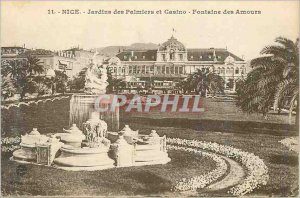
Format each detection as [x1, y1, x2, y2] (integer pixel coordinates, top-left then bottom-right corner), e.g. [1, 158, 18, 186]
[0, 0, 299, 197]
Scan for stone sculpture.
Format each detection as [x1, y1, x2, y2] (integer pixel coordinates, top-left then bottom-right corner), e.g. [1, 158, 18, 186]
[82, 112, 110, 148]
[84, 51, 108, 94]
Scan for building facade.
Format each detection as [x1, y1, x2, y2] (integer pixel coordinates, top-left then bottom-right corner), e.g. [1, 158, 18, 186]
[1, 47, 104, 78]
[106, 36, 248, 92]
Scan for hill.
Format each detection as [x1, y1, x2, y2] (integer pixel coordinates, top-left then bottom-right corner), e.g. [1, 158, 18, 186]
[96, 43, 158, 56]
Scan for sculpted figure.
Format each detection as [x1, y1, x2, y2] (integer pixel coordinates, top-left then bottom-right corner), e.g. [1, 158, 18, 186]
[84, 51, 108, 94]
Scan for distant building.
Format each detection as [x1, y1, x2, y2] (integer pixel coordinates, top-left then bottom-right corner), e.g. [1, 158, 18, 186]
[1, 47, 104, 78]
[106, 36, 249, 92]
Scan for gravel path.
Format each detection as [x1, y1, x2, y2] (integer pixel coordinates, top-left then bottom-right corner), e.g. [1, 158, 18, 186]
[206, 155, 245, 191]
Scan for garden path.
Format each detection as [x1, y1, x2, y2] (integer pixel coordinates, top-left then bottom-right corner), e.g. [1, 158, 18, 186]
[206, 155, 245, 190]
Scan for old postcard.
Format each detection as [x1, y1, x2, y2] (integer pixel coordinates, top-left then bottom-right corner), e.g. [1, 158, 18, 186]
[1, 0, 299, 197]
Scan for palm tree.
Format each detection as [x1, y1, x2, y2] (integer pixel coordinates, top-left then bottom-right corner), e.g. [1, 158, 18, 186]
[185, 69, 224, 96]
[25, 54, 45, 76]
[1, 54, 45, 99]
[237, 37, 299, 125]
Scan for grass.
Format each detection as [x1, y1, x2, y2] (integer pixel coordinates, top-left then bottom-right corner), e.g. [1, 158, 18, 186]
[1, 150, 216, 196]
[120, 97, 295, 124]
[127, 123, 299, 197]
[1, 95, 298, 196]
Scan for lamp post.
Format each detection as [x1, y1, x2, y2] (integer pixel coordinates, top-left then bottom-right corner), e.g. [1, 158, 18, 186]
[46, 68, 56, 95]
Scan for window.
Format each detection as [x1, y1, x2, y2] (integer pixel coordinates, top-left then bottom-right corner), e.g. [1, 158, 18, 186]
[137, 66, 141, 73]
[150, 66, 154, 73]
[142, 66, 145, 74]
[170, 66, 174, 74]
[235, 68, 239, 74]
[162, 54, 166, 61]
[179, 54, 183, 61]
[241, 68, 245, 74]
[220, 68, 225, 74]
[179, 67, 183, 74]
[113, 67, 117, 73]
[175, 66, 178, 74]
[129, 66, 132, 74]
[133, 66, 136, 74]
[166, 67, 170, 74]
[122, 67, 125, 73]
[157, 66, 161, 74]
[118, 67, 121, 73]
[143, 56, 145, 59]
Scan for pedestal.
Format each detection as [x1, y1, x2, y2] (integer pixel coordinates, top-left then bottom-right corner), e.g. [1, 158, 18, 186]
[69, 94, 119, 131]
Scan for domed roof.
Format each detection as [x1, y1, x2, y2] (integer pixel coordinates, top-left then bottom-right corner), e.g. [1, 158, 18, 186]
[159, 36, 186, 51]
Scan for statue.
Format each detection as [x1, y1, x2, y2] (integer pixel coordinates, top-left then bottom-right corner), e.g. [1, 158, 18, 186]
[82, 112, 110, 148]
[84, 50, 108, 94]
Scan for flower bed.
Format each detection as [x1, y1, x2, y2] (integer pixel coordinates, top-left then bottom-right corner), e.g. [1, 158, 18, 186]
[279, 137, 298, 153]
[167, 138, 269, 196]
[1, 95, 70, 110]
[167, 145, 227, 191]
[1, 136, 21, 152]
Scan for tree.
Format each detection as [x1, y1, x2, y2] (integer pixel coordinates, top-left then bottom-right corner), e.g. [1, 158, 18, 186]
[69, 67, 87, 92]
[106, 67, 127, 94]
[53, 70, 68, 93]
[1, 53, 45, 99]
[183, 69, 224, 96]
[106, 66, 114, 93]
[236, 37, 299, 125]
[176, 79, 192, 94]
[34, 76, 51, 96]
[110, 78, 127, 94]
[1, 76, 16, 100]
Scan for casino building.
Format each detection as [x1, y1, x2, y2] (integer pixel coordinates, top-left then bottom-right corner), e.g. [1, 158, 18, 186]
[106, 36, 248, 92]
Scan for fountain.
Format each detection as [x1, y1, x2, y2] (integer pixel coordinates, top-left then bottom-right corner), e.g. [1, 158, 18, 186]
[53, 112, 115, 170]
[11, 51, 170, 170]
[108, 126, 170, 166]
[12, 128, 63, 165]
[12, 124, 170, 170]
[69, 51, 119, 131]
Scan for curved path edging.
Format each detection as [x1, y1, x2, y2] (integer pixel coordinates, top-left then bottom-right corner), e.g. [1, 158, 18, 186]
[206, 155, 245, 190]
[167, 137, 269, 196]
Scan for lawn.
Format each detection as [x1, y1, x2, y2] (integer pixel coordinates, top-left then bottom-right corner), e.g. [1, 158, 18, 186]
[1, 150, 216, 196]
[126, 123, 298, 197]
[1, 95, 298, 196]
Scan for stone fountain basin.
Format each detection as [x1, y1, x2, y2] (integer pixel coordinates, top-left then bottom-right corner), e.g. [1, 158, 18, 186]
[53, 145, 114, 167]
[55, 133, 86, 143]
[13, 144, 37, 161]
[60, 145, 110, 154]
[134, 143, 169, 163]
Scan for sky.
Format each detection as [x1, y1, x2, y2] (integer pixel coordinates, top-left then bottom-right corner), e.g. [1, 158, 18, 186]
[1, 1, 299, 60]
